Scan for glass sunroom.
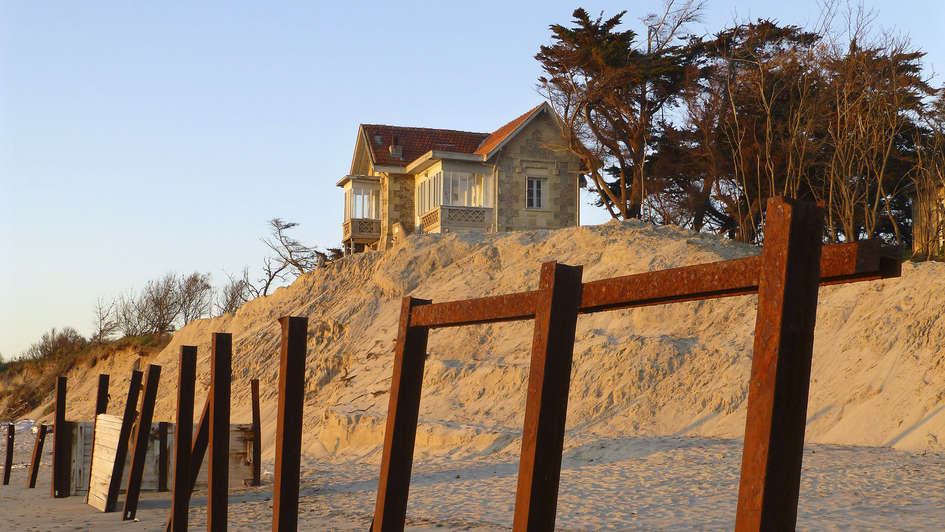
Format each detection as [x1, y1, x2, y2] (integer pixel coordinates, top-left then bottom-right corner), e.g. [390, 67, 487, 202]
[415, 167, 494, 233]
[339, 175, 381, 252]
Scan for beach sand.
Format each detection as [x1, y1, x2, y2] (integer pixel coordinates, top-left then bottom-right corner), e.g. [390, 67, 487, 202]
[3, 421, 944, 531]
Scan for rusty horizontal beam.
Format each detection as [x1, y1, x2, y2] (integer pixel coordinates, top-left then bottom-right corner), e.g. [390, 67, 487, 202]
[410, 291, 538, 328]
[408, 240, 899, 328]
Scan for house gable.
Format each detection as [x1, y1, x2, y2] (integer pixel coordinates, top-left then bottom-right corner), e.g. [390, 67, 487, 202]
[491, 107, 581, 231]
[349, 126, 373, 176]
[474, 103, 549, 160]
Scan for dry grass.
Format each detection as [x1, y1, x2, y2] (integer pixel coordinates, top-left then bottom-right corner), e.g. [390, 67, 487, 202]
[0, 334, 171, 420]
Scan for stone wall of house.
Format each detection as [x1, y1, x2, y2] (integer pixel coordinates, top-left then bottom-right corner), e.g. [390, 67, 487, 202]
[492, 112, 581, 232]
[380, 172, 415, 249]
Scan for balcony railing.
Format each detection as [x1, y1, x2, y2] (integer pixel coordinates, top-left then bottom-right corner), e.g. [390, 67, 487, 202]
[342, 218, 381, 242]
[420, 205, 492, 234]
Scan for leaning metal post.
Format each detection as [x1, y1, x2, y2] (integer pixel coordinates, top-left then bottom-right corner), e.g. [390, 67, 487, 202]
[512, 262, 584, 532]
[104, 370, 143, 512]
[273, 316, 309, 532]
[371, 297, 432, 532]
[735, 197, 825, 531]
[27, 424, 47, 488]
[123, 363, 162, 520]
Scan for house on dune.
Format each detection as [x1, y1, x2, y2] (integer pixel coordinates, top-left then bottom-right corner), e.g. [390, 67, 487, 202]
[338, 102, 583, 253]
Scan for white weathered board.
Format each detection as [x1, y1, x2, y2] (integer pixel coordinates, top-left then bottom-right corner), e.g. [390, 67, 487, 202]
[70, 422, 94, 495]
[86, 415, 254, 511]
[87, 414, 124, 511]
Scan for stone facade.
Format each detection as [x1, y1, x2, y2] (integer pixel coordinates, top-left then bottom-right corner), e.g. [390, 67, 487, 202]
[380, 172, 415, 249]
[340, 104, 583, 252]
[493, 112, 580, 231]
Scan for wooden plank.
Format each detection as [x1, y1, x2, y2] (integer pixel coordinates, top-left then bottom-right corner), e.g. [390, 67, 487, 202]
[123, 364, 162, 520]
[70, 422, 94, 495]
[88, 414, 123, 511]
[89, 415, 174, 511]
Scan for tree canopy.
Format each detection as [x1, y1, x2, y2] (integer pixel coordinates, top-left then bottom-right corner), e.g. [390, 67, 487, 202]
[539, 3, 944, 251]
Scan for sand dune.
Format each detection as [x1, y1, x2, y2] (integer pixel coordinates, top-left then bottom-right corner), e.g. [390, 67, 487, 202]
[5, 220, 945, 528]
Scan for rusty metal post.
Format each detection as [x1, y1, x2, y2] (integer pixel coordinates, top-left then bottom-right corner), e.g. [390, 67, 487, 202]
[273, 317, 308, 531]
[735, 197, 825, 532]
[371, 297, 431, 532]
[95, 373, 110, 415]
[511, 262, 584, 532]
[3, 423, 13, 485]
[158, 422, 169, 491]
[170, 346, 197, 532]
[104, 370, 143, 512]
[166, 378, 207, 532]
[123, 364, 162, 520]
[51, 376, 71, 498]
[86, 373, 110, 496]
[208, 332, 232, 531]
[27, 424, 47, 488]
[250, 378, 261, 487]
[188, 397, 210, 493]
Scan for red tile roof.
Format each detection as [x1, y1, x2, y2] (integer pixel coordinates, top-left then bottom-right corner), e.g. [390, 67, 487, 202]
[361, 124, 489, 167]
[474, 103, 545, 156]
[359, 103, 547, 168]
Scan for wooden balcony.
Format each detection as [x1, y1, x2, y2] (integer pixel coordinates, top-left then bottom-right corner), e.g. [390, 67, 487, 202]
[342, 218, 381, 243]
[420, 205, 493, 234]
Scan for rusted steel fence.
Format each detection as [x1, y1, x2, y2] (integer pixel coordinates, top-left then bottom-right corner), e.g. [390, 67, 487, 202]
[21, 196, 901, 532]
[370, 197, 900, 532]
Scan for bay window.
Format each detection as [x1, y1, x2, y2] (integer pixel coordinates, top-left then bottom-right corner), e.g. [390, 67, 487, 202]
[345, 183, 379, 220]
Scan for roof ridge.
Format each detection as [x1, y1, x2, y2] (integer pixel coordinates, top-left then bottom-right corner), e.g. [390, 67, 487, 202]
[362, 124, 489, 136]
[474, 102, 547, 156]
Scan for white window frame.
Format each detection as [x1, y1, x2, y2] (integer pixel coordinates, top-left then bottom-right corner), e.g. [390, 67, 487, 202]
[347, 183, 379, 220]
[526, 176, 548, 209]
[443, 172, 485, 208]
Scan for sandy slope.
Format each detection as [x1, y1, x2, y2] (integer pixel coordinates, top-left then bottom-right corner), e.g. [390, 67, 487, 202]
[23, 220, 945, 466]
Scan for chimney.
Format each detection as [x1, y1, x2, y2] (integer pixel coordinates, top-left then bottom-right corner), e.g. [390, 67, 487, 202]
[389, 135, 403, 159]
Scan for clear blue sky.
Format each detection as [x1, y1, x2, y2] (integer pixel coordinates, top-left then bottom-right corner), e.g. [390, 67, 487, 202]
[2, 1, 943, 358]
